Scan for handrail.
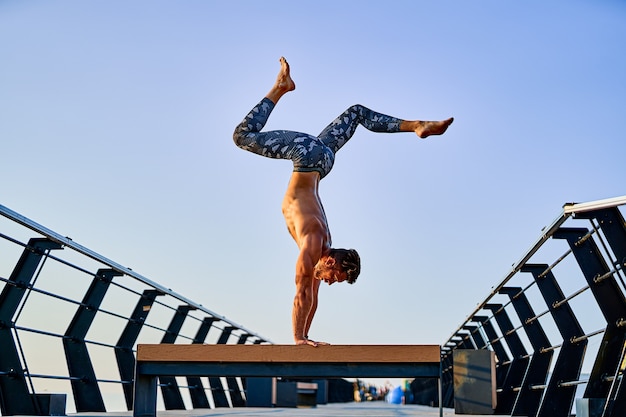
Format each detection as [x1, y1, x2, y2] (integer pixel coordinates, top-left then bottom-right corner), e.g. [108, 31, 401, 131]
[446, 195, 626, 342]
[440, 195, 626, 415]
[0, 202, 273, 414]
[0, 203, 266, 342]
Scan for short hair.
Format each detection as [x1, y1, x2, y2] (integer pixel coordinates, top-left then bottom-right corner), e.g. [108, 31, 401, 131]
[329, 248, 361, 284]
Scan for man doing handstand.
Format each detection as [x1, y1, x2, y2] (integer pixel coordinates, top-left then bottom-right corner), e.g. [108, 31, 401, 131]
[233, 57, 453, 346]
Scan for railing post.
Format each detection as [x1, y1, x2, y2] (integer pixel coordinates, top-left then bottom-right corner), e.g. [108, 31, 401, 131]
[463, 325, 486, 349]
[115, 289, 163, 410]
[500, 286, 553, 417]
[217, 326, 246, 407]
[575, 207, 626, 416]
[455, 332, 475, 349]
[64, 268, 121, 412]
[576, 207, 626, 270]
[186, 317, 218, 409]
[484, 303, 529, 415]
[0, 238, 62, 416]
[207, 327, 230, 407]
[159, 305, 195, 410]
[554, 227, 626, 413]
[522, 263, 587, 417]
[472, 314, 510, 398]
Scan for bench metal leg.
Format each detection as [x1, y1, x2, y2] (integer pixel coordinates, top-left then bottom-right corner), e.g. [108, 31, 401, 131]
[133, 373, 157, 417]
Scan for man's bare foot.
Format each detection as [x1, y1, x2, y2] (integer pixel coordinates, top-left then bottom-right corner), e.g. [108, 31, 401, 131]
[277, 57, 296, 92]
[403, 117, 454, 139]
[295, 338, 330, 347]
[266, 57, 295, 103]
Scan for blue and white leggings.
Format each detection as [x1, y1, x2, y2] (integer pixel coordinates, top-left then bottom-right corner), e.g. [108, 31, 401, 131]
[233, 97, 404, 179]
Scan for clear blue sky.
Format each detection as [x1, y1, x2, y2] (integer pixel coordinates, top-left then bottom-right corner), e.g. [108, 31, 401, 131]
[1, 1, 625, 346]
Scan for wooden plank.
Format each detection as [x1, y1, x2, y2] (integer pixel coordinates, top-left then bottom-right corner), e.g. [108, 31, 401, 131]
[137, 344, 440, 364]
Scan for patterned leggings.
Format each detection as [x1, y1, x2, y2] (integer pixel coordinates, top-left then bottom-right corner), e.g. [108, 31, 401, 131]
[233, 97, 404, 179]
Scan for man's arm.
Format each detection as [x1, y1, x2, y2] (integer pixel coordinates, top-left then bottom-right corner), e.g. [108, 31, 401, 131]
[304, 278, 321, 340]
[292, 236, 324, 346]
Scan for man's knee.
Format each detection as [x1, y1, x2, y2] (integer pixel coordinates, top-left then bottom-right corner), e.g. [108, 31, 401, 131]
[348, 104, 366, 114]
[233, 126, 249, 148]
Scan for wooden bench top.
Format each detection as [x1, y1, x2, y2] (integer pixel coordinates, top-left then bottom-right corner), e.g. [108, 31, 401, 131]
[137, 344, 441, 364]
[133, 344, 444, 417]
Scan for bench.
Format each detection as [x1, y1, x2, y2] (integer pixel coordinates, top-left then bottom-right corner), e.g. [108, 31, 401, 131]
[133, 344, 442, 417]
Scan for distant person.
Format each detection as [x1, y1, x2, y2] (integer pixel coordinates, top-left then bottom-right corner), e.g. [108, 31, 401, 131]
[233, 57, 453, 346]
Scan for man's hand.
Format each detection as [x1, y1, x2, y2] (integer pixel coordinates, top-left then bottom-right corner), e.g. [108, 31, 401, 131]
[295, 338, 330, 347]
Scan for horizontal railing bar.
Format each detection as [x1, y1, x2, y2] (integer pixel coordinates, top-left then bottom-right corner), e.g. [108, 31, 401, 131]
[538, 248, 573, 279]
[14, 326, 66, 339]
[575, 229, 596, 247]
[540, 343, 562, 353]
[96, 306, 138, 322]
[85, 339, 124, 350]
[138, 322, 170, 334]
[507, 323, 524, 336]
[0, 231, 29, 247]
[571, 328, 605, 344]
[514, 280, 536, 298]
[96, 378, 133, 385]
[594, 267, 619, 284]
[488, 332, 510, 348]
[107, 279, 146, 298]
[173, 334, 194, 343]
[526, 380, 593, 390]
[39, 251, 98, 278]
[558, 379, 588, 387]
[553, 284, 590, 309]
[28, 374, 82, 381]
[526, 308, 550, 325]
[12, 281, 84, 307]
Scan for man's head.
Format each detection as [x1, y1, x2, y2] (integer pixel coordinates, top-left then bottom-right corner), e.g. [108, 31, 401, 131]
[314, 248, 361, 285]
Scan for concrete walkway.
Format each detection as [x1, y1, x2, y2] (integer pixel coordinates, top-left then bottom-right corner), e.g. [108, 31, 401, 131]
[71, 403, 503, 417]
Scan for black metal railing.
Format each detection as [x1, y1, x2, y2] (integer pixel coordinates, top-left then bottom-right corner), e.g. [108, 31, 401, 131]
[5, 196, 626, 416]
[442, 196, 626, 417]
[0, 204, 270, 415]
